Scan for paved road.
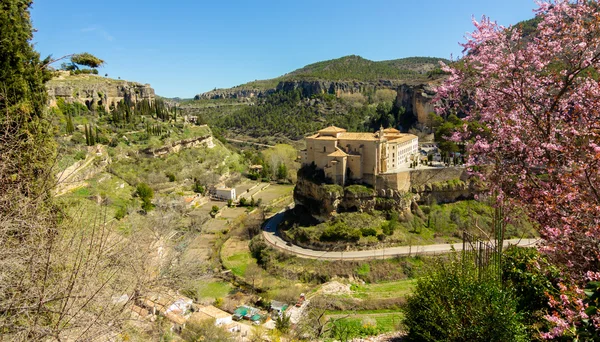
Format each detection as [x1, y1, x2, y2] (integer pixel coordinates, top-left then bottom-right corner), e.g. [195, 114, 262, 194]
[262, 210, 540, 260]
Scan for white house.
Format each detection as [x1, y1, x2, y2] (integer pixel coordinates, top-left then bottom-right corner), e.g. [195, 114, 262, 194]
[214, 187, 236, 201]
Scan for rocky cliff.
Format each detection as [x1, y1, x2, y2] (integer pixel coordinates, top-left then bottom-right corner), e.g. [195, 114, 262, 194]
[195, 78, 439, 125]
[395, 83, 437, 125]
[294, 177, 414, 222]
[46, 72, 155, 110]
[294, 167, 484, 221]
[194, 88, 275, 100]
[408, 167, 485, 204]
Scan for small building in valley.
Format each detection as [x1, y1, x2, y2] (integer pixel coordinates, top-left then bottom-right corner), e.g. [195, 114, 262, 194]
[197, 305, 233, 326]
[214, 187, 236, 201]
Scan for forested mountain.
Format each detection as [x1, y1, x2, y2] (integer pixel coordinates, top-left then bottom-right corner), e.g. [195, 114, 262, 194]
[196, 55, 449, 98]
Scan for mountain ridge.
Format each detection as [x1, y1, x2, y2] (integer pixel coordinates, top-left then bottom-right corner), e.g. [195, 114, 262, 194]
[195, 55, 450, 100]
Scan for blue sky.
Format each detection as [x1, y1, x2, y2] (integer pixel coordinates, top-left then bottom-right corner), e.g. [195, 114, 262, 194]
[31, 1, 539, 98]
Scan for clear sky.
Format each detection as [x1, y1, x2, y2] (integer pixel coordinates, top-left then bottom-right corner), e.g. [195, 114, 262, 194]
[31, 0, 539, 98]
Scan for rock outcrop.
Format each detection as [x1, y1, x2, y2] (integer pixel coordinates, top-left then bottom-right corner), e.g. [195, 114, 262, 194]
[293, 177, 413, 222]
[194, 88, 275, 100]
[140, 135, 215, 158]
[46, 72, 155, 111]
[294, 167, 485, 221]
[395, 83, 437, 125]
[195, 79, 439, 125]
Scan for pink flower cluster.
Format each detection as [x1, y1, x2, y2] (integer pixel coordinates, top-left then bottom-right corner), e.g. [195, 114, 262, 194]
[435, 0, 600, 338]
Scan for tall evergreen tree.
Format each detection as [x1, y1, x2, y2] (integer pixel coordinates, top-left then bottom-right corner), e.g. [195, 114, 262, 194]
[0, 0, 55, 198]
[66, 114, 74, 134]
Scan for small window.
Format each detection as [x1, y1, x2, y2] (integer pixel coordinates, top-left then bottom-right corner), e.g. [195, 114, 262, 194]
[323, 146, 326, 153]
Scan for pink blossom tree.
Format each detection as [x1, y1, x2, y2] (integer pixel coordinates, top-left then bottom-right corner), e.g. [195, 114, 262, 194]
[435, 0, 600, 338]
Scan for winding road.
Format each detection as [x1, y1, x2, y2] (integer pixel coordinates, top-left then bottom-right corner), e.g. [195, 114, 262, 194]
[262, 209, 540, 261]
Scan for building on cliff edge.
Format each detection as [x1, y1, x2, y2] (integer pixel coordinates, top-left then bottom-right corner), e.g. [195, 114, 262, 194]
[300, 126, 418, 186]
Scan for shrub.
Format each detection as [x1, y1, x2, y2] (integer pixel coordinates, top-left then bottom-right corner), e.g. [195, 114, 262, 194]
[404, 256, 528, 342]
[275, 313, 291, 333]
[502, 247, 560, 340]
[136, 182, 154, 212]
[165, 172, 175, 182]
[360, 227, 377, 237]
[114, 206, 127, 220]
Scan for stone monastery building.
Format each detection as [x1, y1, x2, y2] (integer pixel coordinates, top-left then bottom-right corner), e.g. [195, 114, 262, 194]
[300, 126, 419, 186]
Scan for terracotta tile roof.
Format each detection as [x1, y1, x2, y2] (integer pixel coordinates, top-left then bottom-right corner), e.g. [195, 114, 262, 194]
[318, 126, 347, 133]
[188, 311, 213, 324]
[338, 132, 379, 141]
[198, 305, 232, 319]
[388, 134, 418, 143]
[383, 128, 401, 133]
[328, 149, 348, 157]
[313, 136, 338, 140]
[165, 311, 186, 325]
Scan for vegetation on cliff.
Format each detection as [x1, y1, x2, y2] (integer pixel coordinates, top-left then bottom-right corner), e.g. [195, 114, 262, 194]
[282, 199, 536, 250]
[201, 55, 450, 94]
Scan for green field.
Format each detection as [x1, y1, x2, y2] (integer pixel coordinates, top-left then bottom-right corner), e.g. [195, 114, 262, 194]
[195, 281, 233, 299]
[350, 279, 416, 300]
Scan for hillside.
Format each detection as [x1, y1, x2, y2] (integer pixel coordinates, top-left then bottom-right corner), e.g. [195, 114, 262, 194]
[47, 71, 155, 110]
[195, 55, 449, 99]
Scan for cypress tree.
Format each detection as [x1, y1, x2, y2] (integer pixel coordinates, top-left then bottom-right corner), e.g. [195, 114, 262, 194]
[66, 114, 74, 134]
[0, 0, 55, 197]
[85, 124, 90, 145]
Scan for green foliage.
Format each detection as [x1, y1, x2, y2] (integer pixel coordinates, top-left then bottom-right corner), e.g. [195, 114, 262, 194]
[181, 319, 234, 342]
[136, 182, 154, 212]
[404, 256, 528, 342]
[360, 227, 377, 237]
[275, 313, 291, 333]
[345, 184, 374, 196]
[433, 113, 462, 154]
[320, 220, 361, 242]
[276, 161, 287, 180]
[192, 180, 205, 194]
[65, 114, 74, 134]
[286, 55, 449, 82]
[355, 263, 371, 278]
[0, 0, 55, 198]
[70, 52, 104, 68]
[330, 318, 386, 341]
[580, 282, 600, 340]
[210, 205, 219, 215]
[502, 247, 560, 340]
[114, 205, 128, 220]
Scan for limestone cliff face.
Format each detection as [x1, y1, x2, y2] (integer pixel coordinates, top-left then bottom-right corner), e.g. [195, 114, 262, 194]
[195, 79, 438, 125]
[395, 84, 437, 125]
[409, 168, 486, 204]
[293, 177, 413, 222]
[194, 88, 275, 100]
[46, 72, 155, 110]
[295, 167, 484, 221]
[276, 79, 401, 97]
